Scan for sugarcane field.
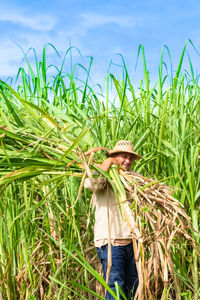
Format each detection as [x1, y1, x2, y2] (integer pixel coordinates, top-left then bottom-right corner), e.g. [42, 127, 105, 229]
[0, 43, 199, 300]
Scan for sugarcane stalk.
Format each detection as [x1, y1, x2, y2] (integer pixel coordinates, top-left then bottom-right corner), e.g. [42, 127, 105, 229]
[192, 209, 199, 300]
[72, 152, 94, 208]
[42, 185, 58, 241]
[110, 168, 142, 242]
[106, 185, 112, 290]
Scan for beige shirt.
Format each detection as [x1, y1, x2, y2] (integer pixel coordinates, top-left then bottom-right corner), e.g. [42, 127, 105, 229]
[84, 175, 133, 247]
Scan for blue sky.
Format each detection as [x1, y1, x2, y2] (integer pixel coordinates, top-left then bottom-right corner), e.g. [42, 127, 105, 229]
[1, 0, 200, 89]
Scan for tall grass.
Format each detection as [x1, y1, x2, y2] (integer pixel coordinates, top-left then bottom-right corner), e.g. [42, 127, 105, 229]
[0, 42, 199, 299]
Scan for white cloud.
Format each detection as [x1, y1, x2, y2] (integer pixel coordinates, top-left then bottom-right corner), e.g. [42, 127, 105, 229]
[0, 6, 57, 31]
[81, 13, 135, 29]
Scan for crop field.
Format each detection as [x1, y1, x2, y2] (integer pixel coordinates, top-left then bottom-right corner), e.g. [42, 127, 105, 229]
[0, 43, 199, 299]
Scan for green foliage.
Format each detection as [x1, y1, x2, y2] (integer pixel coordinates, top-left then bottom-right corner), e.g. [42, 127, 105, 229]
[0, 42, 199, 299]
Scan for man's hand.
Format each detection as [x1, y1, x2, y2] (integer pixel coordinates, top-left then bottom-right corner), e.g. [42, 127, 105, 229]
[99, 156, 123, 172]
[108, 156, 124, 166]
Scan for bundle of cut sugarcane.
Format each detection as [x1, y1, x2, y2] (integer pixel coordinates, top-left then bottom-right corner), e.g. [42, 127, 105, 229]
[108, 168, 198, 300]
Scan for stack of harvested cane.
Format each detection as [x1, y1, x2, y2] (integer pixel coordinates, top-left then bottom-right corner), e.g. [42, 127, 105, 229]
[108, 168, 198, 300]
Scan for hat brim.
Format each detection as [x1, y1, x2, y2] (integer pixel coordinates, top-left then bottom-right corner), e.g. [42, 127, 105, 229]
[107, 149, 142, 160]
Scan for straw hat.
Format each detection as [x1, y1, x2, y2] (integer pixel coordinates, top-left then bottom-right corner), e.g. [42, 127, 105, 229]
[107, 140, 142, 160]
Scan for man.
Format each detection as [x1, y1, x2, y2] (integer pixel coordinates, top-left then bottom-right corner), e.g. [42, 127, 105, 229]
[84, 140, 142, 299]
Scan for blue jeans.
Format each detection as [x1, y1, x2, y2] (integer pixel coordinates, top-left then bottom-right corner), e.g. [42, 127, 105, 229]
[96, 242, 138, 299]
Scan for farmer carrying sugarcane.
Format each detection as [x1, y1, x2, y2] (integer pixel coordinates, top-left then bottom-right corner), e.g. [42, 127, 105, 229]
[84, 140, 142, 299]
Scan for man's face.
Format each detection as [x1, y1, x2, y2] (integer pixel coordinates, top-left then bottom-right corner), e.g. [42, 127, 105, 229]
[115, 152, 134, 171]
